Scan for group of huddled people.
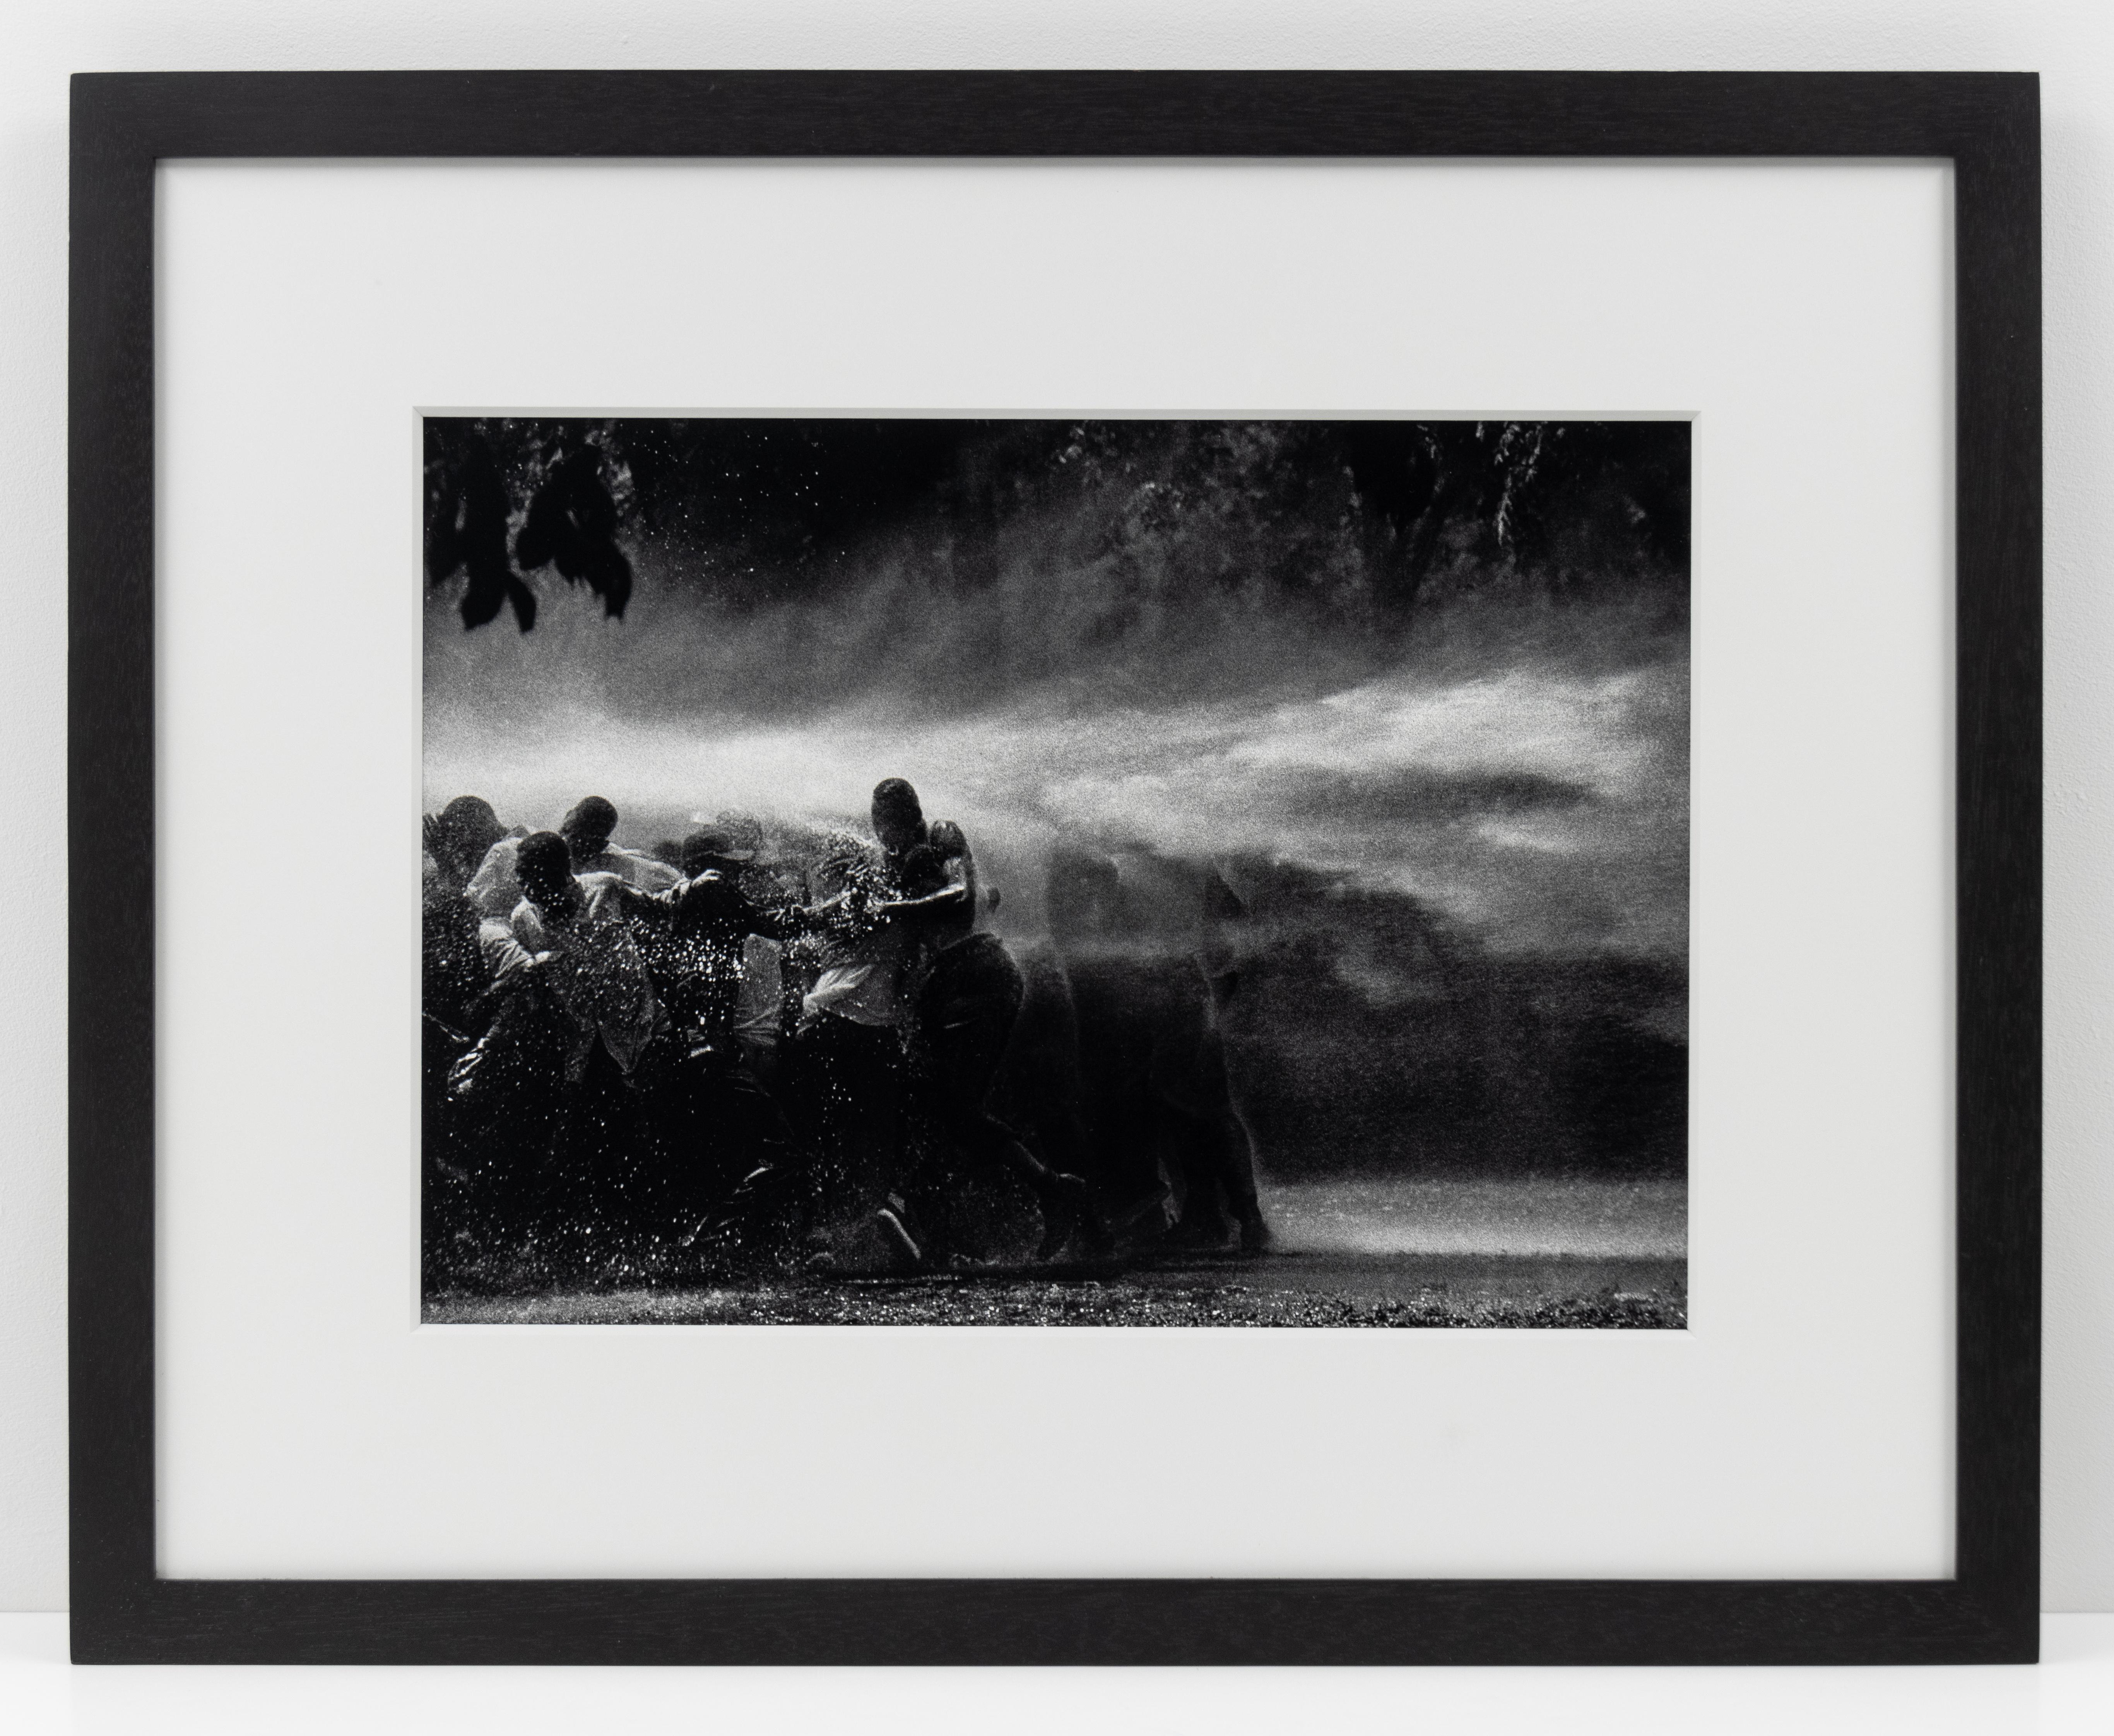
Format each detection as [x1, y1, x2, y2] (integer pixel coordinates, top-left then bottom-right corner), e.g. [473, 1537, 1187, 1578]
[421, 776, 1271, 1285]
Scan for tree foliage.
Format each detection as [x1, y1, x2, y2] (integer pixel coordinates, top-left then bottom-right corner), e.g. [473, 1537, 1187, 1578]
[424, 417, 1687, 633]
[424, 421, 632, 631]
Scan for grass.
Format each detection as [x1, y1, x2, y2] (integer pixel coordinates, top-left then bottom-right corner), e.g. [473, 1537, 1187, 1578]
[426, 1273, 1686, 1329]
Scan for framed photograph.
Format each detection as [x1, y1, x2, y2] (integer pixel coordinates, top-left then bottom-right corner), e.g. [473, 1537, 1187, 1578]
[416, 407, 1691, 1332]
[70, 72, 2040, 1663]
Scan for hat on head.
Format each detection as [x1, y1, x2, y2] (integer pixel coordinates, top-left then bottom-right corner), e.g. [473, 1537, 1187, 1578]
[711, 809, 768, 857]
[681, 826, 756, 874]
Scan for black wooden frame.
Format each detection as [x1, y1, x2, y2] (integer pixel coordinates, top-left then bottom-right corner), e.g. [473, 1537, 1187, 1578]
[69, 70, 2040, 1665]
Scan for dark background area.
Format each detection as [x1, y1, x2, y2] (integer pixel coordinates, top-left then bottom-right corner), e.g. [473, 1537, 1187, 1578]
[426, 416, 1689, 631]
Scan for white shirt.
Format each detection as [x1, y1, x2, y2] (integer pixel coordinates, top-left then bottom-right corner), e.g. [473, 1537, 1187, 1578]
[466, 837, 525, 922]
[575, 844, 683, 894]
[468, 836, 679, 922]
[801, 916, 913, 1030]
[510, 873, 661, 1076]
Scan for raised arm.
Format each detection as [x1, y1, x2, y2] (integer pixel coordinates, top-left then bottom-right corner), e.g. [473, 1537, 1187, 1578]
[607, 877, 681, 925]
[874, 882, 970, 918]
[875, 844, 973, 917]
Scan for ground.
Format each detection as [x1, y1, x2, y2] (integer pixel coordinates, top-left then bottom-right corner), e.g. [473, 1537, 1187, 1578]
[426, 1247, 1687, 1328]
[424, 1176, 1688, 1327]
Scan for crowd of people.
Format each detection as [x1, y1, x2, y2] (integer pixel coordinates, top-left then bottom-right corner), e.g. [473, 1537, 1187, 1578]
[421, 776, 1271, 1286]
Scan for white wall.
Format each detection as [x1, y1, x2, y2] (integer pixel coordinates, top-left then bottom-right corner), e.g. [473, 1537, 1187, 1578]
[2, 0, 2108, 1613]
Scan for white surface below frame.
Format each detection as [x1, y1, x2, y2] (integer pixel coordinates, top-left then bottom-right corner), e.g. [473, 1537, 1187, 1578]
[7, 1616, 2113, 1734]
[156, 159, 1953, 1580]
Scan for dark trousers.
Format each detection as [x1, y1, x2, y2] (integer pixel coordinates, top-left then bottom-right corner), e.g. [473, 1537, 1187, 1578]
[788, 1013, 905, 1223]
[651, 1037, 802, 1234]
[905, 937, 1082, 1244]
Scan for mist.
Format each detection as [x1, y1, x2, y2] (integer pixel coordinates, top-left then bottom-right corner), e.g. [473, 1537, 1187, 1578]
[426, 506, 1686, 964]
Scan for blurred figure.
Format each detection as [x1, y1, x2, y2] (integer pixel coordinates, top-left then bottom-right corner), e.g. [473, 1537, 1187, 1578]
[1187, 866, 1271, 1251]
[1041, 846, 1269, 1252]
[650, 826, 781, 1041]
[1042, 846, 1169, 1229]
[891, 812, 1104, 1263]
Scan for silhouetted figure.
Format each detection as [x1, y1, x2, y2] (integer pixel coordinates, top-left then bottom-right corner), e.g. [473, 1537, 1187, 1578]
[1186, 866, 1270, 1251]
[888, 808, 1103, 1263]
[1043, 847, 1174, 1230]
[1042, 847, 1268, 1252]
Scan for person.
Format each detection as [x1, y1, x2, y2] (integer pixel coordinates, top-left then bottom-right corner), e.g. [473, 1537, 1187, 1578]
[643, 828, 774, 1023]
[438, 941, 578, 1265]
[869, 776, 930, 870]
[560, 795, 683, 892]
[427, 808, 593, 1271]
[462, 794, 674, 932]
[424, 796, 505, 906]
[509, 831, 663, 1078]
[648, 825, 812, 1260]
[785, 833, 918, 1242]
[465, 834, 527, 925]
[887, 813, 1104, 1263]
[422, 795, 506, 1043]
[504, 830, 669, 1247]
[1190, 865, 1271, 1251]
[1040, 845, 1168, 1229]
[709, 810, 794, 1090]
[865, 775, 971, 1018]
[420, 796, 508, 1272]
[1040, 845, 1268, 1251]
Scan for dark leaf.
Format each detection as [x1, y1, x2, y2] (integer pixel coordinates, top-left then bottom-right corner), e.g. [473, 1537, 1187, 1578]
[504, 576, 539, 632]
[515, 446, 631, 617]
[458, 567, 505, 629]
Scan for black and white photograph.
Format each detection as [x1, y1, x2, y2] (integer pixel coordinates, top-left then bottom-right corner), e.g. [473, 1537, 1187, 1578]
[421, 415, 1689, 1327]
